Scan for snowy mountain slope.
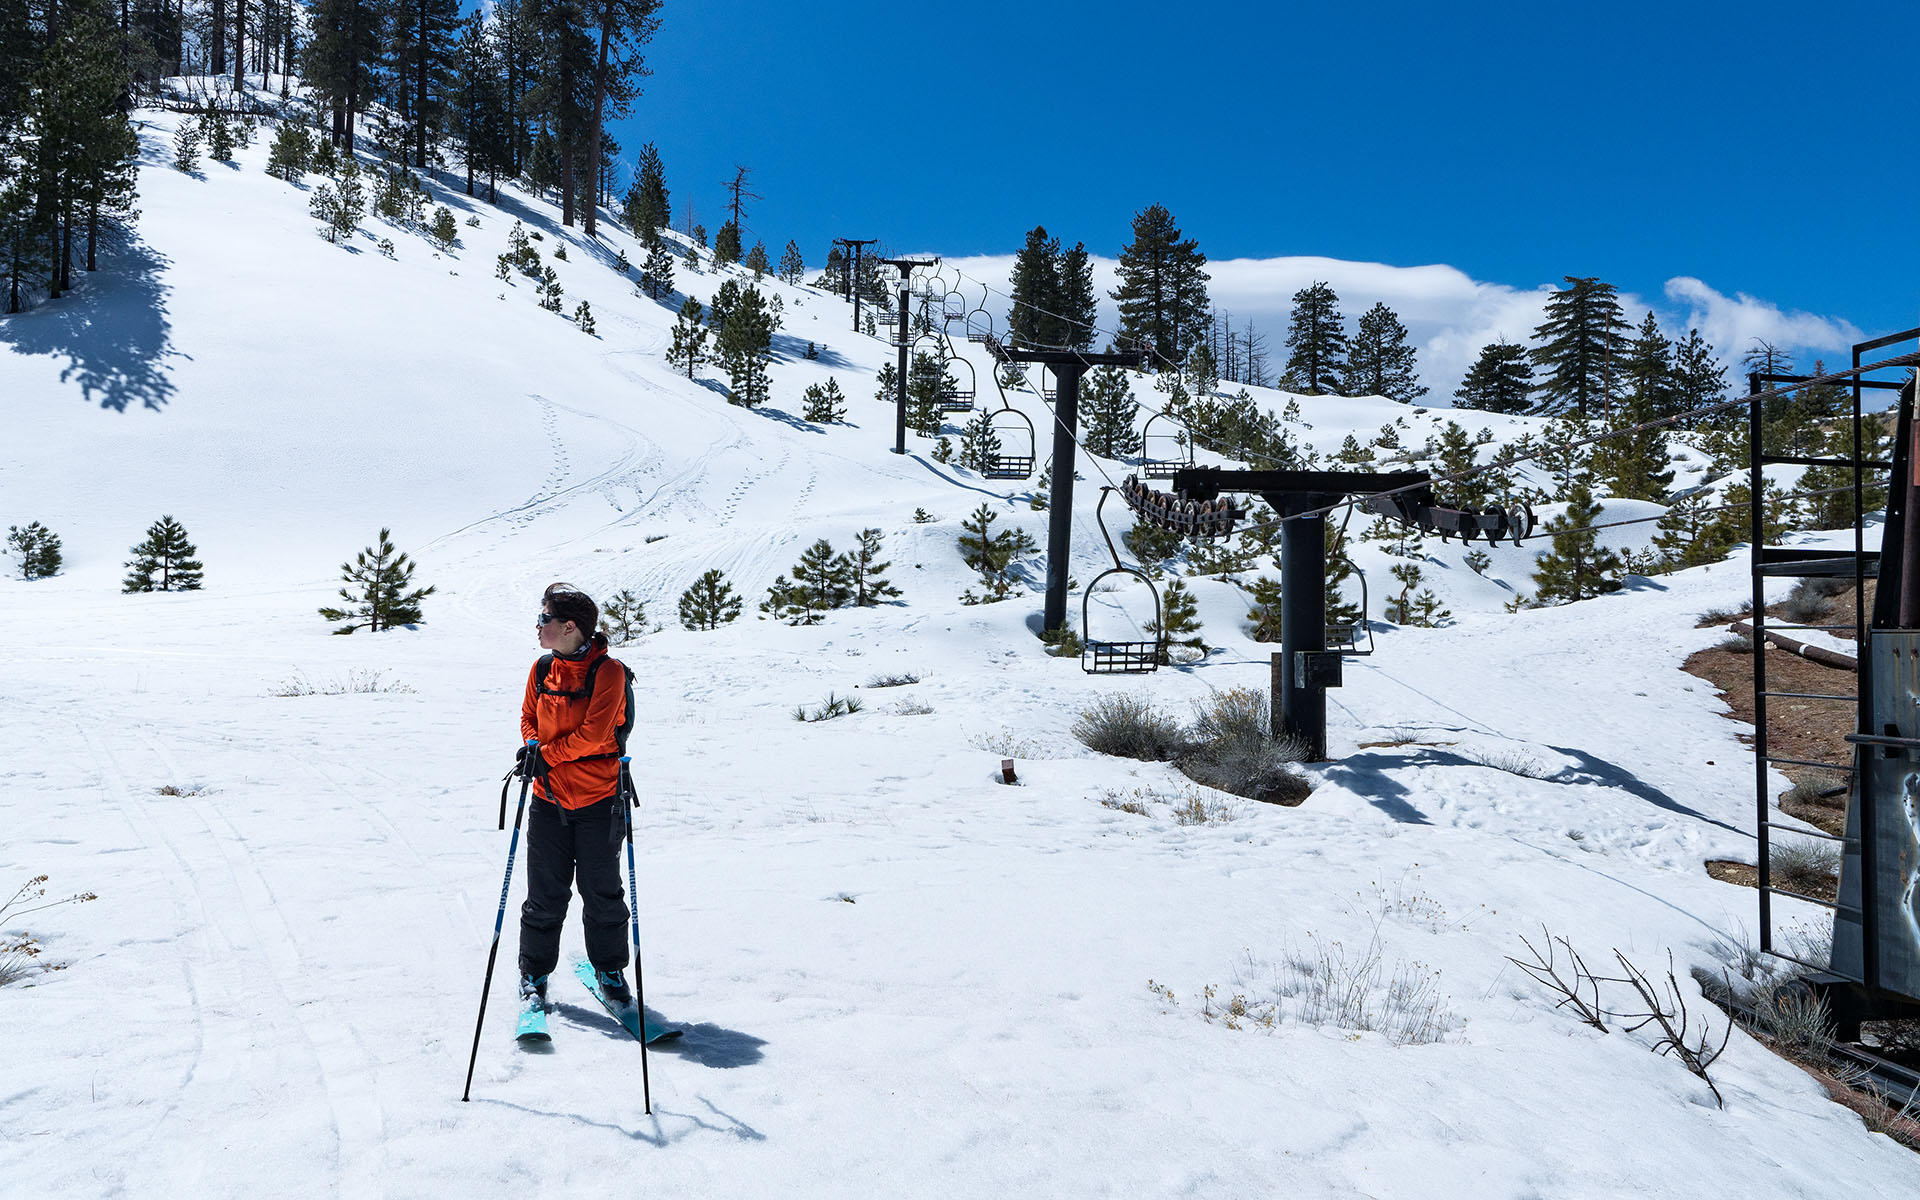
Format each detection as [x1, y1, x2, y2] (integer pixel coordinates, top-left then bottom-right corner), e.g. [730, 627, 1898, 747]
[3, 109, 1915, 1198]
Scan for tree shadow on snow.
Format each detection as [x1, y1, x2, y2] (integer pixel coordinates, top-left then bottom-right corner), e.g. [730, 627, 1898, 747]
[480, 1094, 766, 1147]
[0, 229, 181, 412]
[771, 331, 853, 369]
[750, 404, 825, 435]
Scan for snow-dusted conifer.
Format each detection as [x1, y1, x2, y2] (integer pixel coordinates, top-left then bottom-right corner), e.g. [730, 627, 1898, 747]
[669, 296, 707, 377]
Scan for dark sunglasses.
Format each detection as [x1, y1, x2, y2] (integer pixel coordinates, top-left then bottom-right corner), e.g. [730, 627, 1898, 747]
[537, 613, 563, 626]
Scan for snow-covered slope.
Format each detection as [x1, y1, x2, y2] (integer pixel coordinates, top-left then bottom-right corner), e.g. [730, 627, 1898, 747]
[2, 109, 1912, 1198]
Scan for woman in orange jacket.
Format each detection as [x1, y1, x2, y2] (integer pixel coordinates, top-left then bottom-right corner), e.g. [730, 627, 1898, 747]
[517, 582, 634, 1013]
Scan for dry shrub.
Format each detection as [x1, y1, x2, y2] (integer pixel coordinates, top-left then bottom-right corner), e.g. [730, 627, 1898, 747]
[1071, 693, 1187, 762]
[1175, 688, 1310, 806]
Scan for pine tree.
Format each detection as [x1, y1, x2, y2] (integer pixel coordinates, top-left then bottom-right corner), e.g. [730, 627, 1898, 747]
[267, 120, 312, 181]
[1244, 574, 1283, 642]
[1672, 327, 1730, 435]
[624, 142, 669, 242]
[957, 503, 1034, 583]
[1185, 340, 1219, 395]
[6, 521, 62, 579]
[173, 119, 201, 171]
[317, 528, 435, 632]
[639, 240, 675, 299]
[958, 410, 1002, 472]
[1111, 204, 1210, 365]
[761, 539, 851, 624]
[1146, 577, 1204, 663]
[669, 296, 706, 377]
[716, 285, 774, 405]
[123, 516, 203, 591]
[842, 528, 901, 606]
[906, 351, 948, 436]
[1529, 484, 1623, 606]
[713, 218, 741, 265]
[778, 239, 805, 285]
[602, 589, 646, 643]
[1429, 421, 1495, 509]
[802, 378, 847, 423]
[574, 300, 596, 334]
[678, 568, 742, 629]
[1345, 302, 1426, 403]
[1081, 364, 1138, 458]
[1279, 282, 1347, 395]
[874, 362, 900, 405]
[203, 108, 235, 162]
[742, 240, 770, 279]
[1592, 312, 1674, 501]
[1455, 340, 1534, 413]
[1529, 276, 1630, 419]
[1007, 225, 1065, 348]
[1651, 490, 1733, 570]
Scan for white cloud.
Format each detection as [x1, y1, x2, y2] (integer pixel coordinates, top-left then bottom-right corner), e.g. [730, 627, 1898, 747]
[931, 253, 1865, 402]
[1663, 277, 1864, 370]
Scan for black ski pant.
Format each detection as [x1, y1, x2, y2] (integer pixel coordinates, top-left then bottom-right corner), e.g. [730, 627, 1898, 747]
[517, 795, 629, 980]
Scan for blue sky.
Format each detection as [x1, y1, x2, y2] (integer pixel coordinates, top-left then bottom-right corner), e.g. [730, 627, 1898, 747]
[614, 0, 1916, 378]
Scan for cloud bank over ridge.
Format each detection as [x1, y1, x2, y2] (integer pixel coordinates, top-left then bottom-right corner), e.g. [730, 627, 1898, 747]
[934, 253, 1866, 403]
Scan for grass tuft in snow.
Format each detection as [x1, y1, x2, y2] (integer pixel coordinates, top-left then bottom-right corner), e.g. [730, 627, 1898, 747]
[1770, 838, 1842, 896]
[272, 669, 414, 697]
[1467, 748, 1550, 779]
[969, 727, 1055, 759]
[864, 672, 919, 688]
[1, 875, 97, 987]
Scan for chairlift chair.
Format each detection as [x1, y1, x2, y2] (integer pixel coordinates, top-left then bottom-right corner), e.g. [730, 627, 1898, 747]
[966, 309, 996, 344]
[1325, 564, 1376, 657]
[983, 403, 1036, 480]
[939, 354, 977, 413]
[942, 290, 967, 324]
[1140, 412, 1195, 479]
[1081, 488, 1163, 675]
[1040, 364, 1057, 403]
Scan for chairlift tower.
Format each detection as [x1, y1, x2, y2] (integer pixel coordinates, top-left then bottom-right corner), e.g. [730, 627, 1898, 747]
[834, 238, 879, 330]
[877, 257, 939, 454]
[979, 337, 1150, 635]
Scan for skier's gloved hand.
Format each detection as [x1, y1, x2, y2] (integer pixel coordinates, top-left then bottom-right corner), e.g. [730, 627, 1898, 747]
[514, 743, 546, 781]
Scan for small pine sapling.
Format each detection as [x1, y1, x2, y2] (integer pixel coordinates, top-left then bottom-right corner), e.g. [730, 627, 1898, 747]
[1244, 575, 1283, 642]
[266, 121, 310, 181]
[957, 504, 1035, 590]
[1148, 578, 1205, 663]
[173, 120, 201, 171]
[123, 515, 204, 591]
[553, 243, 568, 261]
[669, 297, 707, 377]
[678, 569, 742, 629]
[1464, 548, 1493, 576]
[602, 589, 646, 644]
[760, 539, 852, 625]
[539, 266, 564, 313]
[957, 410, 1002, 473]
[875, 362, 899, 404]
[842, 528, 902, 606]
[613, 246, 630, 273]
[430, 206, 459, 251]
[640, 241, 676, 300]
[6, 522, 63, 579]
[203, 109, 235, 162]
[931, 437, 955, 463]
[802, 379, 847, 423]
[574, 301, 596, 334]
[912, 508, 937, 524]
[377, 237, 396, 259]
[804, 342, 819, 360]
[317, 528, 435, 633]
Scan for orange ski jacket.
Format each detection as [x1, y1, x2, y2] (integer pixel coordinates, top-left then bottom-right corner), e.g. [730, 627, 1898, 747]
[520, 642, 629, 810]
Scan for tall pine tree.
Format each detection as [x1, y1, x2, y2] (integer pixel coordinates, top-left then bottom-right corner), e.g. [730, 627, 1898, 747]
[1110, 204, 1210, 366]
[1279, 282, 1346, 395]
[1529, 276, 1630, 419]
[1344, 302, 1425, 403]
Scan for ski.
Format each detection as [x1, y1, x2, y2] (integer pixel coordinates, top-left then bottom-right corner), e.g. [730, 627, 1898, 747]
[516, 994, 551, 1043]
[573, 960, 681, 1044]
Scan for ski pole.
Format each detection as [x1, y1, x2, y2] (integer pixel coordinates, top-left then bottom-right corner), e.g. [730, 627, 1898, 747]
[621, 755, 652, 1116]
[463, 739, 538, 1102]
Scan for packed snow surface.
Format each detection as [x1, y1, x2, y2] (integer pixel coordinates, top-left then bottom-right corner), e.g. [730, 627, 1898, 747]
[3, 109, 1915, 1197]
